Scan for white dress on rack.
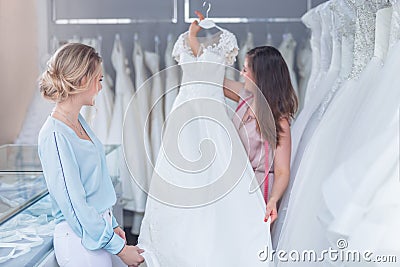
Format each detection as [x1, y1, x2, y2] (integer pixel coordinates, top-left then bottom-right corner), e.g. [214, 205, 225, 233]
[303, 2, 334, 110]
[83, 35, 115, 144]
[272, 3, 349, 250]
[291, 0, 350, 168]
[138, 28, 273, 267]
[320, 4, 399, 265]
[274, 1, 357, 247]
[265, 32, 274, 46]
[278, 32, 299, 98]
[295, 38, 312, 112]
[301, 6, 322, 108]
[90, 72, 114, 144]
[317, 2, 393, 226]
[164, 33, 180, 118]
[133, 38, 151, 117]
[277, 2, 392, 266]
[132, 38, 153, 174]
[120, 38, 155, 235]
[108, 36, 147, 220]
[132, 38, 153, 182]
[144, 51, 164, 163]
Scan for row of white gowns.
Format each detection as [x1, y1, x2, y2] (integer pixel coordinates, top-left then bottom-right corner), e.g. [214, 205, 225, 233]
[109, 34, 182, 234]
[273, 0, 400, 266]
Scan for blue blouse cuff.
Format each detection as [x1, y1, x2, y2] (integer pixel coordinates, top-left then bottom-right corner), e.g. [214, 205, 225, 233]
[103, 232, 125, 255]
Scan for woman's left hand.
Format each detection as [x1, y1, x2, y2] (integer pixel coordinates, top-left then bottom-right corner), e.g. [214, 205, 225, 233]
[264, 200, 278, 223]
[189, 11, 205, 37]
[114, 226, 127, 243]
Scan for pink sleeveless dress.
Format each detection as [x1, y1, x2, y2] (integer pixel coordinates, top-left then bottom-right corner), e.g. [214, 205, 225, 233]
[232, 89, 274, 202]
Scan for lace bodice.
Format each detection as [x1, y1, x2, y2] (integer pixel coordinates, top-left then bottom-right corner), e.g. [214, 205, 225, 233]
[348, 0, 391, 79]
[317, 0, 357, 118]
[172, 29, 239, 66]
[337, 0, 357, 79]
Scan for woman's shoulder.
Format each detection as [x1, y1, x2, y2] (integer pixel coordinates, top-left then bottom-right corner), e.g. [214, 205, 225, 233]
[38, 116, 76, 146]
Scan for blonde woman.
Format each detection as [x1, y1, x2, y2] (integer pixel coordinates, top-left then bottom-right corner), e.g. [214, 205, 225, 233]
[38, 43, 144, 267]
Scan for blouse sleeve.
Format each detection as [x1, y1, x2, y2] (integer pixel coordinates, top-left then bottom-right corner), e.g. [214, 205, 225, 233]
[112, 215, 119, 229]
[38, 132, 125, 254]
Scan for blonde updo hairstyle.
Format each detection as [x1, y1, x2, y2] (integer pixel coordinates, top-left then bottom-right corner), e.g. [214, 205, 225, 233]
[39, 43, 102, 103]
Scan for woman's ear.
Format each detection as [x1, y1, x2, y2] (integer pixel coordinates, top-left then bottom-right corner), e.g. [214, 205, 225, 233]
[80, 76, 88, 87]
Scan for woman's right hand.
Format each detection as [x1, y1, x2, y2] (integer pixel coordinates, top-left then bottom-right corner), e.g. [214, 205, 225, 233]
[117, 245, 145, 266]
[189, 11, 205, 37]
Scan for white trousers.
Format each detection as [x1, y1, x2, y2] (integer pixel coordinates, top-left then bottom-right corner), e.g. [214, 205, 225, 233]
[53, 210, 127, 267]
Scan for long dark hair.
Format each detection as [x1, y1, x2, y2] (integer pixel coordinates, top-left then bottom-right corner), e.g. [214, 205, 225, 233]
[247, 46, 298, 147]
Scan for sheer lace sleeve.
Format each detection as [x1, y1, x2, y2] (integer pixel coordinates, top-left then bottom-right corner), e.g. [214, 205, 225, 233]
[172, 29, 239, 65]
[219, 30, 239, 66]
[172, 31, 189, 64]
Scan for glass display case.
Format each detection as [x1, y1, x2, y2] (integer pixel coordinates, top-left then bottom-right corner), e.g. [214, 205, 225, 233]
[0, 144, 122, 267]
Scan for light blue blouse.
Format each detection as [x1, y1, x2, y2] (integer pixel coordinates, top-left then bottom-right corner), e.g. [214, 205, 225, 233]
[38, 114, 125, 255]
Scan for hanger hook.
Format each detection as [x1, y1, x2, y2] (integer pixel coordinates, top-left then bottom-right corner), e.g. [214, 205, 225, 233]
[202, 1, 211, 19]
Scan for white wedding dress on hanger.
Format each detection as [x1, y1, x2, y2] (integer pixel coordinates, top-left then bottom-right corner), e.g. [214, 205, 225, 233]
[296, 38, 312, 112]
[89, 37, 115, 144]
[301, 6, 322, 109]
[272, 0, 357, 249]
[164, 33, 180, 118]
[320, 3, 400, 265]
[138, 27, 272, 267]
[277, 2, 393, 266]
[122, 37, 155, 235]
[318, 1, 393, 229]
[133, 36, 151, 119]
[278, 32, 299, 98]
[144, 50, 164, 163]
[291, 2, 333, 146]
[132, 37, 153, 182]
[265, 32, 274, 46]
[108, 36, 148, 231]
[91, 72, 114, 143]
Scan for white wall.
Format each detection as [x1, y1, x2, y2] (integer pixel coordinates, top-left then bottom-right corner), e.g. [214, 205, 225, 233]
[0, 0, 39, 145]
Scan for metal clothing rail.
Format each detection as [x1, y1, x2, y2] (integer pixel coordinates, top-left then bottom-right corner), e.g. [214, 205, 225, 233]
[51, 0, 178, 24]
[52, 0, 313, 25]
[185, 0, 313, 24]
